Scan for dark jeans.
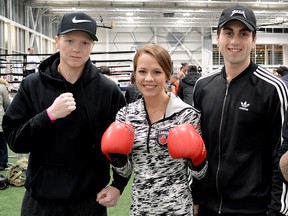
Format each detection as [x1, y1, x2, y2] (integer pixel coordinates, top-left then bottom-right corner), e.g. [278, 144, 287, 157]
[198, 206, 268, 216]
[21, 191, 107, 216]
[0, 133, 8, 166]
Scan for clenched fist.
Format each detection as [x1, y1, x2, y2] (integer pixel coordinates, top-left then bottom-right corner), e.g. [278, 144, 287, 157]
[47, 93, 76, 120]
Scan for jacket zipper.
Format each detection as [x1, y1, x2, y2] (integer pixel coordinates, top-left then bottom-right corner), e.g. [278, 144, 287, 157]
[146, 125, 151, 153]
[216, 83, 229, 214]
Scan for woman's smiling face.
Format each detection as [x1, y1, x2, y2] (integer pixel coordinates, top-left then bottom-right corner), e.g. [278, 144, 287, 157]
[135, 53, 168, 98]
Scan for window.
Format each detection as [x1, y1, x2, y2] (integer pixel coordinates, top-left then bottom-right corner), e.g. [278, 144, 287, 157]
[251, 45, 265, 65]
[212, 44, 223, 65]
[268, 45, 283, 65]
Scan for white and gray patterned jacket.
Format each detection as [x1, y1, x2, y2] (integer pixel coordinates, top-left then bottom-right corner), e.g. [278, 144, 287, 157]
[115, 93, 207, 216]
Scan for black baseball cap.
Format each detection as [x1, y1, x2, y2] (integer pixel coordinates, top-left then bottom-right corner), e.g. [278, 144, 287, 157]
[218, 4, 257, 33]
[57, 12, 98, 41]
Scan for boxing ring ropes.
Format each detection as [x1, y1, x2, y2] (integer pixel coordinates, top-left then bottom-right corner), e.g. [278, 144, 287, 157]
[0, 50, 134, 90]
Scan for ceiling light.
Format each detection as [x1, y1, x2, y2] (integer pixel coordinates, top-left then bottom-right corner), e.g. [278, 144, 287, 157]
[126, 12, 134, 16]
[127, 17, 134, 21]
[276, 17, 284, 22]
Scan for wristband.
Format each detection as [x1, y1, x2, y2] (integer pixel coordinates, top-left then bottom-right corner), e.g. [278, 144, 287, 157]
[46, 109, 57, 123]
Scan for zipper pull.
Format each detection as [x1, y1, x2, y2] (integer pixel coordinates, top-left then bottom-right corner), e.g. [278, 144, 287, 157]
[225, 83, 229, 96]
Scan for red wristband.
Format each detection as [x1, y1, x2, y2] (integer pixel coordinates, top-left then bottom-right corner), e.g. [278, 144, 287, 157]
[46, 109, 57, 123]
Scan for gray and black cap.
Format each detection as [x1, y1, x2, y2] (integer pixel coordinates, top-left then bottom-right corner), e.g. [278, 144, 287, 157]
[218, 4, 257, 33]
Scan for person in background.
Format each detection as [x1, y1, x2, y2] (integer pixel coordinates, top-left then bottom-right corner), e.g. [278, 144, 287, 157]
[99, 65, 119, 86]
[101, 44, 207, 215]
[3, 12, 129, 216]
[279, 115, 288, 181]
[197, 66, 202, 75]
[23, 47, 40, 78]
[277, 67, 288, 214]
[276, 66, 288, 87]
[193, 4, 288, 216]
[177, 62, 188, 79]
[10, 78, 20, 95]
[0, 78, 11, 171]
[178, 65, 201, 105]
[169, 74, 179, 96]
[125, 72, 142, 103]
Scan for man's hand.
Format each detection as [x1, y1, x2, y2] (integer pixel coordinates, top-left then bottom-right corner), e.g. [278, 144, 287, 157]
[96, 186, 121, 207]
[194, 205, 199, 216]
[47, 93, 76, 119]
[280, 151, 288, 182]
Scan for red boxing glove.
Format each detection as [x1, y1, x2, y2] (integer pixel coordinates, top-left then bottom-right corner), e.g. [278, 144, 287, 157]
[101, 122, 135, 162]
[167, 123, 206, 166]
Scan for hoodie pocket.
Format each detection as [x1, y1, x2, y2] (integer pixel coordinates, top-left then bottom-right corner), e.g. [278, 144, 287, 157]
[28, 163, 96, 201]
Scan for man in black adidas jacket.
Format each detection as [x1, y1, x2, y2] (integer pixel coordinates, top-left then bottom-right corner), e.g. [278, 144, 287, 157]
[193, 4, 288, 216]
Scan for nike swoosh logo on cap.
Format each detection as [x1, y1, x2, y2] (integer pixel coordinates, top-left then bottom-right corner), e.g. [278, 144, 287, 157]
[72, 17, 92, 23]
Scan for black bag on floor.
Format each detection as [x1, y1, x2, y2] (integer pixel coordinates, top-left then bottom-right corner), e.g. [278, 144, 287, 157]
[0, 173, 8, 190]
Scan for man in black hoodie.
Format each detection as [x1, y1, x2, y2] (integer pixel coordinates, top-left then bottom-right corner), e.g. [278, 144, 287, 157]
[178, 65, 201, 105]
[3, 12, 129, 216]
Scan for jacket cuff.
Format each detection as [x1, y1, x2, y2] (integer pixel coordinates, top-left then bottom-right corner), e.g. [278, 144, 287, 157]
[110, 168, 131, 194]
[46, 109, 56, 122]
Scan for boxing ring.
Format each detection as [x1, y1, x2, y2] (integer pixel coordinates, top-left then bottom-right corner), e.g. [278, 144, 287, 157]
[0, 50, 135, 91]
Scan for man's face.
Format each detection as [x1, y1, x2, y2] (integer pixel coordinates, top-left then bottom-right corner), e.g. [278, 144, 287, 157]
[216, 20, 256, 67]
[28, 48, 35, 54]
[183, 64, 189, 72]
[55, 31, 94, 70]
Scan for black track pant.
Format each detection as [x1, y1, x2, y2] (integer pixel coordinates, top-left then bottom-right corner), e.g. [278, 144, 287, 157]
[21, 191, 107, 216]
[198, 205, 268, 216]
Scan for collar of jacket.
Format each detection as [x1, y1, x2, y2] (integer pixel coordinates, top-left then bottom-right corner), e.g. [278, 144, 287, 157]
[221, 60, 258, 82]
